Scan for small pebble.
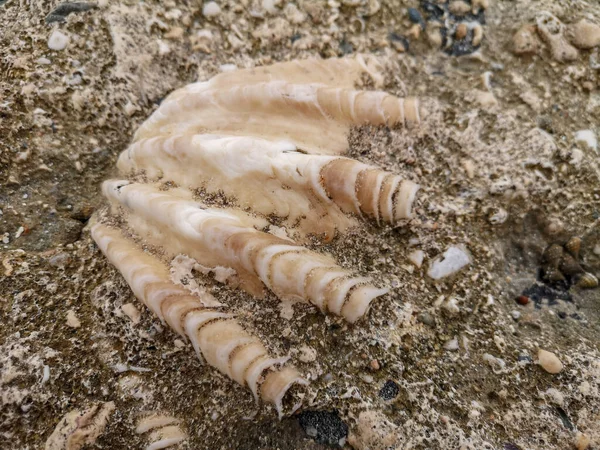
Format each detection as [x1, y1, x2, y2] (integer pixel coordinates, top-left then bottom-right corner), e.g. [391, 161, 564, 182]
[48, 30, 70, 51]
[510, 310, 521, 320]
[417, 311, 435, 326]
[203, 1, 221, 17]
[538, 349, 563, 374]
[516, 295, 529, 305]
[121, 303, 141, 324]
[449, 0, 471, 15]
[299, 345, 317, 363]
[407, 7, 425, 28]
[574, 129, 597, 152]
[568, 19, 600, 50]
[455, 23, 468, 40]
[512, 24, 539, 55]
[543, 388, 564, 406]
[575, 433, 591, 450]
[369, 359, 380, 371]
[66, 310, 81, 328]
[407, 249, 424, 268]
[378, 380, 399, 400]
[444, 338, 459, 351]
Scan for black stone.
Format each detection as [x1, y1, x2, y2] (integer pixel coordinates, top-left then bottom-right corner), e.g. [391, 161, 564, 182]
[379, 379, 400, 400]
[407, 8, 425, 28]
[46, 2, 97, 24]
[297, 410, 348, 448]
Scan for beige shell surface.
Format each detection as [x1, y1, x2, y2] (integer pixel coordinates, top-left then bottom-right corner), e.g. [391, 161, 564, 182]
[93, 56, 425, 415]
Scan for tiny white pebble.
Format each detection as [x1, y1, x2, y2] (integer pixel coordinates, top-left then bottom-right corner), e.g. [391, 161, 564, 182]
[15, 226, 24, 239]
[511, 310, 521, 320]
[66, 310, 81, 328]
[42, 365, 50, 384]
[48, 30, 70, 51]
[203, 1, 221, 17]
[574, 130, 597, 152]
[36, 57, 51, 65]
[444, 338, 459, 351]
[538, 349, 563, 374]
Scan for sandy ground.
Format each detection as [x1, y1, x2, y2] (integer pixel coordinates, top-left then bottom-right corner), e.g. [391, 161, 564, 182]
[1, 0, 600, 449]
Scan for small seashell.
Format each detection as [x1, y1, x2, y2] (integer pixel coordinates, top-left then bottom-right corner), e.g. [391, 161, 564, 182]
[537, 349, 563, 374]
[575, 272, 599, 289]
[542, 244, 563, 266]
[564, 236, 581, 259]
[544, 267, 566, 282]
[558, 253, 584, 278]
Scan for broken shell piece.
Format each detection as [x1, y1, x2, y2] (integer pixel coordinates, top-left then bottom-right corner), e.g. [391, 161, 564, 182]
[91, 224, 306, 413]
[45, 402, 115, 450]
[133, 56, 424, 156]
[536, 12, 579, 62]
[121, 303, 141, 324]
[574, 130, 598, 152]
[407, 250, 424, 268]
[136, 414, 186, 450]
[427, 246, 471, 280]
[101, 182, 388, 322]
[117, 134, 420, 236]
[564, 236, 581, 259]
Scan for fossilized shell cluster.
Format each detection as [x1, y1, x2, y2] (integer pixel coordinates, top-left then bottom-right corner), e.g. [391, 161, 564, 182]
[542, 237, 598, 289]
[93, 56, 424, 415]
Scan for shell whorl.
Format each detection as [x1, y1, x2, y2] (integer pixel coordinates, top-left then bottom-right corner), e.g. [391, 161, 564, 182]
[91, 223, 305, 415]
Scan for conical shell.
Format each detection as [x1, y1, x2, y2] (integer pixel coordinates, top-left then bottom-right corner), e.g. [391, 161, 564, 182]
[542, 244, 563, 267]
[558, 253, 584, 278]
[576, 272, 599, 289]
[564, 236, 581, 259]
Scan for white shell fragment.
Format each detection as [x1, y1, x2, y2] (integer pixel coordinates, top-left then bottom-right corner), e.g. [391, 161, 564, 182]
[574, 130, 598, 152]
[101, 181, 388, 322]
[427, 246, 471, 280]
[136, 414, 187, 450]
[45, 402, 115, 450]
[407, 250, 425, 268]
[538, 349, 563, 374]
[48, 30, 70, 51]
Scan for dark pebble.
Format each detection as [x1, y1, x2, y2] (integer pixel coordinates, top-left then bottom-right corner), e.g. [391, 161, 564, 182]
[378, 379, 400, 401]
[297, 410, 348, 448]
[46, 2, 97, 24]
[407, 8, 425, 28]
[515, 295, 529, 305]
